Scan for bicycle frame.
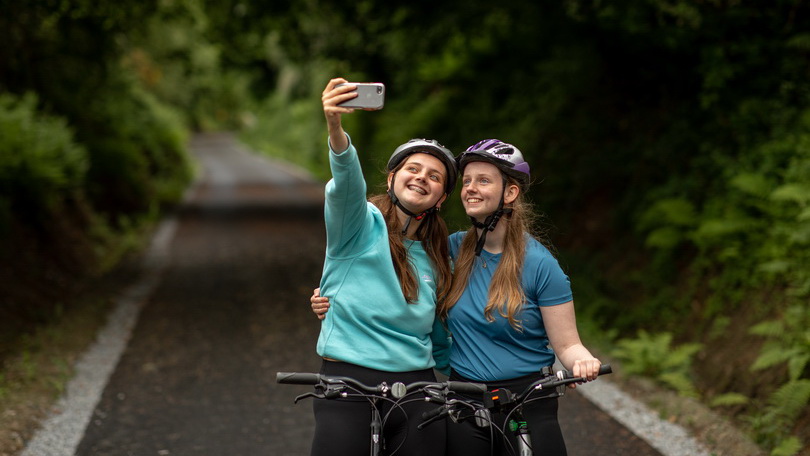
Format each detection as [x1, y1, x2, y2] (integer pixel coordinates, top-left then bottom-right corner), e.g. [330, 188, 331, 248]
[505, 364, 612, 456]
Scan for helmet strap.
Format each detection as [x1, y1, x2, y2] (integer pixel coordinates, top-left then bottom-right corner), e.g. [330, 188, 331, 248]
[470, 178, 512, 256]
[388, 175, 438, 236]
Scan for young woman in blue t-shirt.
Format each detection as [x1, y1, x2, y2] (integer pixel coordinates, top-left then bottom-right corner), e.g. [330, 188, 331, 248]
[439, 139, 601, 456]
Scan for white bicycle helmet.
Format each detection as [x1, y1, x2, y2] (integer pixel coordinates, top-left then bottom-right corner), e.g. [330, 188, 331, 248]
[386, 138, 457, 234]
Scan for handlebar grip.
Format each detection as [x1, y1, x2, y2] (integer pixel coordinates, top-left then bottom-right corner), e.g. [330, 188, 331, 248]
[559, 363, 613, 380]
[276, 372, 322, 385]
[447, 381, 488, 395]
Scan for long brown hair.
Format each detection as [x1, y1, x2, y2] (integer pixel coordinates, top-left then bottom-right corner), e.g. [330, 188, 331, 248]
[441, 177, 547, 330]
[367, 170, 452, 306]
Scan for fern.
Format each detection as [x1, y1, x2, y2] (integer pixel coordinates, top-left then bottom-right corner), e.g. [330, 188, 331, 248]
[767, 380, 810, 422]
[751, 347, 801, 372]
[730, 172, 771, 197]
[693, 217, 755, 239]
[757, 260, 792, 275]
[787, 32, 810, 50]
[640, 198, 697, 228]
[748, 380, 810, 451]
[750, 320, 785, 338]
[645, 226, 683, 249]
[770, 183, 810, 205]
[661, 342, 703, 370]
[658, 372, 698, 397]
[770, 436, 803, 456]
[750, 305, 810, 381]
[709, 392, 749, 407]
[612, 330, 702, 397]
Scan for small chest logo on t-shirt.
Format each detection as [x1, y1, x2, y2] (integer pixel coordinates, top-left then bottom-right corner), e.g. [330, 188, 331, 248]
[421, 274, 433, 283]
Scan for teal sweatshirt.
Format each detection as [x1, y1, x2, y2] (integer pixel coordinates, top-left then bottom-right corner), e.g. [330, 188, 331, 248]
[316, 136, 451, 373]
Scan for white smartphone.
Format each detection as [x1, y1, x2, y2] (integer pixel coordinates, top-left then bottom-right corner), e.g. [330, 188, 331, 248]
[336, 83, 385, 110]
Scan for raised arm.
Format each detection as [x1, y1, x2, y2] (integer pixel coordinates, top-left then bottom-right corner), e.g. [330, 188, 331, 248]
[322, 78, 358, 153]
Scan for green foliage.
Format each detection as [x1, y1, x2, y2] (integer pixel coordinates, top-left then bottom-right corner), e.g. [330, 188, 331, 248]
[0, 93, 88, 228]
[241, 90, 330, 182]
[709, 392, 749, 408]
[750, 305, 810, 381]
[746, 380, 810, 453]
[124, 0, 255, 131]
[637, 122, 810, 331]
[0, 0, 194, 354]
[79, 79, 191, 222]
[746, 305, 810, 453]
[638, 198, 697, 249]
[771, 436, 803, 456]
[0, 0, 194, 224]
[612, 330, 703, 397]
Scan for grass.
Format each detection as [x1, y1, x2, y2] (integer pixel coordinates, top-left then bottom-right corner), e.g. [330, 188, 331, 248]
[0, 270, 131, 456]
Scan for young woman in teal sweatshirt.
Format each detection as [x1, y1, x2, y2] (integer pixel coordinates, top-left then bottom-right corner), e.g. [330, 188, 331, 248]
[310, 78, 457, 456]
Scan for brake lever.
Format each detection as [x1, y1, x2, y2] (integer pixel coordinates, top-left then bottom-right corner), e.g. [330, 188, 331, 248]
[294, 392, 322, 404]
[417, 405, 450, 430]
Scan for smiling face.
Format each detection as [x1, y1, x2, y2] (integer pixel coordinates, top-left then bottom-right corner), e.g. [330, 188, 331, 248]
[387, 152, 448, 213]
[460, 161, 519, 221]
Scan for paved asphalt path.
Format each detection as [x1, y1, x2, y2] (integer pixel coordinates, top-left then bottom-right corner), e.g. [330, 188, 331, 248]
[74, 133, 661, 455]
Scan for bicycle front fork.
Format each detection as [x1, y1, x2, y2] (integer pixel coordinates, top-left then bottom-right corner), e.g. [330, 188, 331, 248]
[510, 419, 532, 456]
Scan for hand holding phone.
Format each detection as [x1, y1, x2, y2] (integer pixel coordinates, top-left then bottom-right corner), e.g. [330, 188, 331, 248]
[336, 83, 385, 110]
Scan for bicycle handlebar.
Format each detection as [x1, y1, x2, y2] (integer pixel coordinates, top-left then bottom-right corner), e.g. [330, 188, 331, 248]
[276, 371, 488, 398]
[276, 372, 388, 394]
[558, 363, 612, 380]
[404, 380, 487, 395]
[416, 364, 614, 419]
[276, 365, 611, 407]
[515, 364, 612, 402]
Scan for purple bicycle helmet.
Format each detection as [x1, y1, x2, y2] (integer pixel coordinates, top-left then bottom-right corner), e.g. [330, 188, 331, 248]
[457, 139, 530, 255]
[387, 139, 457, 194]
[457, 139, 530, 191]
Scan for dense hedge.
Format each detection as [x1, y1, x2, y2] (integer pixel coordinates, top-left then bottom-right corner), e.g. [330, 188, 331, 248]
[0, 1, 194, 356]
[0, 94, 88, 230]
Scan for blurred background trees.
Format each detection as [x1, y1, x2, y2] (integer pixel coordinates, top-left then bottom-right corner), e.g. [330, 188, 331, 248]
[1, 0, 808, 453]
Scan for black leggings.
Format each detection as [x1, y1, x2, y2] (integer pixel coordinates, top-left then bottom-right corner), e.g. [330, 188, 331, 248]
[446, 370, 567, 456]
[310, 360, 446, 456]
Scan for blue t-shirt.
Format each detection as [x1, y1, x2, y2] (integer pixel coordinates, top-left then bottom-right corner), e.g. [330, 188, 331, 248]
[316, 136, 450, 373]
[447, 231, 573, 381]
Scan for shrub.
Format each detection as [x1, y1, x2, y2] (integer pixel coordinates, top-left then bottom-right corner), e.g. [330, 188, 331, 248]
[79, 80, 191, 222]
[612, 330, 703, 397]
[0, 93, 88, 230]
